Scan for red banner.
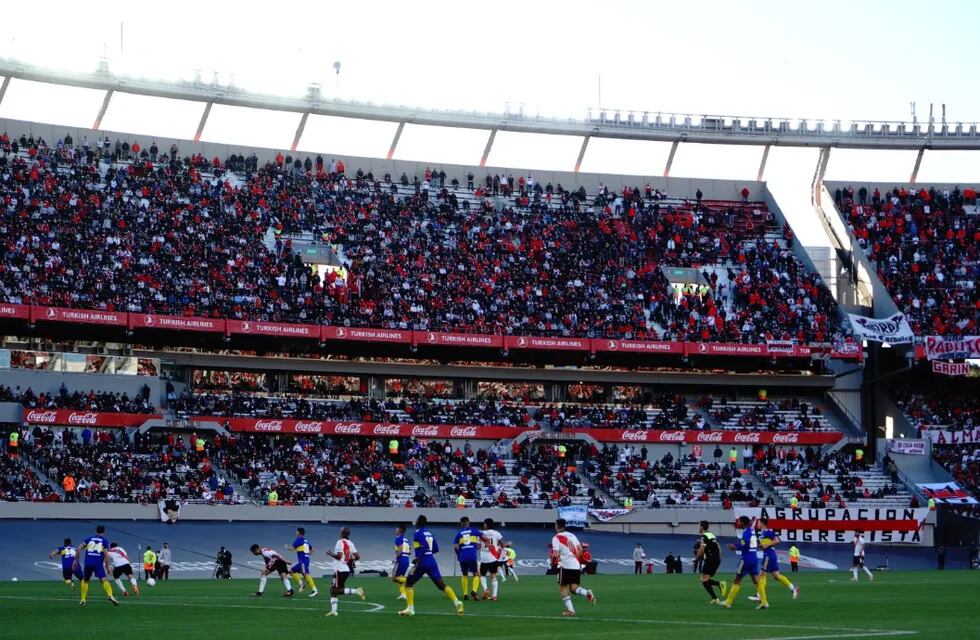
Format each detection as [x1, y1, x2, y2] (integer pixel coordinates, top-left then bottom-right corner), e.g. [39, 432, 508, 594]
[767, 341, 813, 358]
[0, 303, 30, 319]
[591, 338, 685, 355]
[195, 416, 527, 440]
[419, 331, 504, 348]
[830, 342, 862, 360]
[685, 342, 769, 357]
[322, 326, 412, 344]
[130, 313, 225, 333]
[23, 409, 160, 428]
[563, 428, 842, 445]
[226, 320, 320, 339]
[505, 335, 589, 351]
[37, 306, 127, 326]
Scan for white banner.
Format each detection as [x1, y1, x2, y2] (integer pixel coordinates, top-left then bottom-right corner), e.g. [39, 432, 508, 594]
[923, 428, 980, 445]
[925, 336, 980, 361]
[887, 439, 927, 456]
[557, 505, 588, 528]
[587, 508, 633, 522]
[848, 312, 915, 344]
[735, 507, 929, 544]
[917, 483, 978, 505]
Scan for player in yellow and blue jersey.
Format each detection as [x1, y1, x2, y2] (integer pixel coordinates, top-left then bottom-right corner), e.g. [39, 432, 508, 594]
[717, 515, 767, 609]
[286, 527, 318, 597]
[72, 525, 120, 606]
[391, 524, 412, 600]
[453, 516, 483, 601]
[49, 538, 83, 590]
[749, 517, 799, 603]
[399, 515, 464, 617]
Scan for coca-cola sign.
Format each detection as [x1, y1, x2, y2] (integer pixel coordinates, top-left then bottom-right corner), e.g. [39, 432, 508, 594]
[253, 420, 284, 432]
[657, 430, 687, 442]
[771, 433, 801, 444]
[696, 431, 725, 443]
[373, 425, 402, 436]
[411, 425, 441, 437]
[293, 422, 324, 434]
[334, 423, 364, 435]
[563, 428, 844, 446]
[25, 410, 58, 423]
[22, 409, 159, 428]
[734, 432, 763, 443]
[620, 430, 649, 442]
[198, 417, 528, 440]
[449, 426, 479, 438]
[67, 412, 99, 425]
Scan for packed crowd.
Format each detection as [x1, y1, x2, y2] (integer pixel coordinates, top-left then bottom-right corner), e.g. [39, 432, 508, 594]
[708, 396, 831, 431]
[0, 133, 848, 343]
[1, 430, 55, 501]
[839, 185, 979, 337]
[0, 384, 155, 414]
[219, 434, 415, 506]
[891, 386, 980, 432]
[932, 445, 980, 505]
[21, 426, 230, 503]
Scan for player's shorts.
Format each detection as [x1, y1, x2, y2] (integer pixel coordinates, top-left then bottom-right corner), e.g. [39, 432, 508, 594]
[479, 560, 502, 576]
[735, 559, 759, 579]
[83, 562, 107, 580]
[394, 556, 411, 577]
[406, 558, 442, 587]
[459, 559, 478, 575]
[762, 550, 779, 573]
[268, 559, 289, 575]
[701, 558, 720, 576]
[63, 565, 83, 581]
[557, 567, 581, 586]
[852, 556, 864, 568]
[332, 570, 350, 590]
[291, 559, 311, 575]
[112, 564, 134, 579]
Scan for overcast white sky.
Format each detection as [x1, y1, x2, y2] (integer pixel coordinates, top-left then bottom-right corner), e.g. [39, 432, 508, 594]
[1, 0, 978, 243]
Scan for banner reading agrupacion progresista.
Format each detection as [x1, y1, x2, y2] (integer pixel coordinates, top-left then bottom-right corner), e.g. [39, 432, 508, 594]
[735, 507, 929, 544]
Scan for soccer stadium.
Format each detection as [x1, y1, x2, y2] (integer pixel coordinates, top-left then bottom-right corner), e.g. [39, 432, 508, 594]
[1, 2, 978, 638]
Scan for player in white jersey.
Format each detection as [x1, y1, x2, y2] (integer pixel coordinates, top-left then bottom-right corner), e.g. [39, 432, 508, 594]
[107, 543, 140, 597]
[850, 531, 874, 581]
[550, 518, 595, 616]
[479, 518, 504, 601]
[249, 544, 295, 597]
[324, 527, 365, 617]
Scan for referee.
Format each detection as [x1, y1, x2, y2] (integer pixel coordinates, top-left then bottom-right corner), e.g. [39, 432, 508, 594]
[694, 520, 726, 603]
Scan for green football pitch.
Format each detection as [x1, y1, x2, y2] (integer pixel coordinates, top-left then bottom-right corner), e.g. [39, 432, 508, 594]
[0, 571, 971, 639]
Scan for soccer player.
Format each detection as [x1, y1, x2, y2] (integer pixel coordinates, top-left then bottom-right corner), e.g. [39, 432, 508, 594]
[851, 531, 874, 581]
[453, 516, 482, 600]
[49, 538, 83, 590]
[108, 543, 140, 597]
[72, 525, 120, 606]
[693, 520, 726, 603]
[324, 527, 365, 617]
[479, 518, 504, 601]
[399, 515, 464, 617]
[392, 524, 412, 600]
[551, 518, 596, 617]
[249, 544, 295, 597]
[502, 542, 519, 582]
[286, 527, 318, 597]
[716, 515, 767, 610]
[749, 518, 799, 602]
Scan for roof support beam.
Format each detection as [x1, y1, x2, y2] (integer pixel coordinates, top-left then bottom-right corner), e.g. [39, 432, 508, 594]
[480, 128, 497, 167]
[573, 135, 590, 173]
[0, 77, 11, 107]
[757, 143, 771, 182]
[386, 121, 404, 160]
[910, 148, 924, 185]
[193, 101, 213, 142]
[92, 89, 113, 130]
[290, 112, 309, 152]
[663, 140, 679, 177]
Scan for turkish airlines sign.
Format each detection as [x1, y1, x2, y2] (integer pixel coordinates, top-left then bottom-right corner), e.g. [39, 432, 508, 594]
[686, 342, 769, 357]
[563, 428, 842, 445]
[422, 332, 503, 348]
[131, 314, 225, 333]
[505, 335, 589, 351]
[197, 416, 527, 440]
[323, 326, 412, 343]
[23, 409, 159, 428]
[0, 303, 30, 319]
[38, 307, 127, 326]
[226, 320, 320, 339]
[593, 339, 684, 354]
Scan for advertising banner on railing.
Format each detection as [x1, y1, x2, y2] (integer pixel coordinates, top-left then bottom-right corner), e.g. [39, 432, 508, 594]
[322, 326, 412, 344]
[923, 428, 980, 445]
[925, 336, 980, 361]
[735, 507, 929, 544]
[686, 342, 769, 357]
[886, 439, 927, 456]
[130, 313, 225, 333]
[505, 335, 589, 351]
[23, 409, 160, 428]
[420, 331, 504, 348]
[847, 312, 915, 344]
[226, 320, 320, 339]
[0, 303, 30, 320]
[562, 429, 842, 445]
[591, 339, 684, 355]
[917, 482, 978, 505]
[196, 416, 529, 440]
[37, 306, 128, 326]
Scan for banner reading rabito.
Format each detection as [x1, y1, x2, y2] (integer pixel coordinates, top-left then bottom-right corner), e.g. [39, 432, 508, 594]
[848, 312, 915, 344]
[925, 336, 980, 361]
[923, 428, 980, 445]
[735, 507, 929, 544]
[917, 483, 978, 505]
